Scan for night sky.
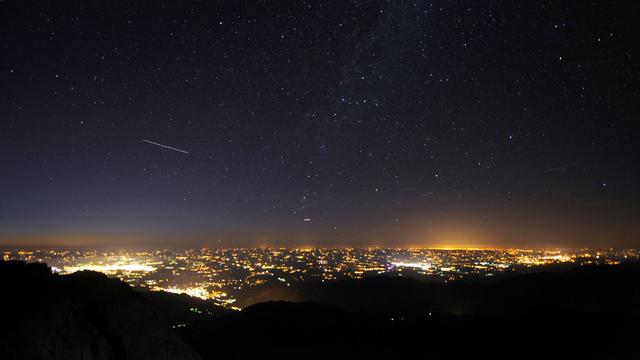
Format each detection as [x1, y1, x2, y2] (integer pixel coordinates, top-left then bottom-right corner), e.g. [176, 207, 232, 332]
[1, 1, 638, 247]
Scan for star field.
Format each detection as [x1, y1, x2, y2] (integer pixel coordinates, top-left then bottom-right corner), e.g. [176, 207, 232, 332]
[1, 1, 638, 246]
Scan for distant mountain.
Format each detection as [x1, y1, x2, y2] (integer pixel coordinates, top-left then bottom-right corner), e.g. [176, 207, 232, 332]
[3, 260, 639, 359]
[180, 263, 640, 358]
[0, 261, 200, 360]
[140, 290, 231, 326]
[234, 263, 640, 317]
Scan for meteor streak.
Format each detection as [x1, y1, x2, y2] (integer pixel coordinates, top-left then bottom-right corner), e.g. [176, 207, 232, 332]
[543, 162, 576, 173]
[142, 139, 189, 154]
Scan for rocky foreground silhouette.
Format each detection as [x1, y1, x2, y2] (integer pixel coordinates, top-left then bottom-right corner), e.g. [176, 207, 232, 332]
[0, 261, 200, 360]
[2, 260, 639, 359]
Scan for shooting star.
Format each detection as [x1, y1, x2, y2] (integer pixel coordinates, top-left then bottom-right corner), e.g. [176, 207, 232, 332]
[543, 162, 576, 173]
[399, 187, 417, 192]
[142, 139, 189, 154]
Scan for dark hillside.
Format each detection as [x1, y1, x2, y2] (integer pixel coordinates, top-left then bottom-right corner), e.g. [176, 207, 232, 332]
[180, 263, 640, 359]
[0, 261, 200, 360]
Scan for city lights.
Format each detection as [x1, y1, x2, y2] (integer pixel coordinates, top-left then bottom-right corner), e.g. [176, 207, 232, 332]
[4, 247, 638, 308]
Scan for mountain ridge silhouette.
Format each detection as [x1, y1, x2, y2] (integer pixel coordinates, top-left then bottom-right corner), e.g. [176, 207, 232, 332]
[2, 260, 639, 359]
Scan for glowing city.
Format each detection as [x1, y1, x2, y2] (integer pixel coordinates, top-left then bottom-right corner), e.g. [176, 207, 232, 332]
[4, 247, 637, 308]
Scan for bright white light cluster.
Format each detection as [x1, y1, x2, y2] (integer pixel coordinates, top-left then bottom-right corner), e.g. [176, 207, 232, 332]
[63, 263, 157, 274]
[391, 261, 432, 271]
[158, 286, 210, 299]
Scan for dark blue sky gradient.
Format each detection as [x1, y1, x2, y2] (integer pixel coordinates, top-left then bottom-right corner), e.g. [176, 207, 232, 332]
[1, 1, 638, 247]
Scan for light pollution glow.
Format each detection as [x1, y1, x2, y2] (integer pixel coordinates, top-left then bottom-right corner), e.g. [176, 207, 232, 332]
[391, 261, 432, 271]
[5, 247, 636, 308]
[156, 285, 212, 300]
[63, 263, 157, 274]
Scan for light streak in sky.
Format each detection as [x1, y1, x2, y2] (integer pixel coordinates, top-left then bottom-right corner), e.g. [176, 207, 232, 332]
[543, 162, 576, 173]
[142, 139, 190, 154]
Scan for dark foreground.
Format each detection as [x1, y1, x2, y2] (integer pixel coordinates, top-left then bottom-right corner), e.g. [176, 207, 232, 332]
[1, 260, 639, 359]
